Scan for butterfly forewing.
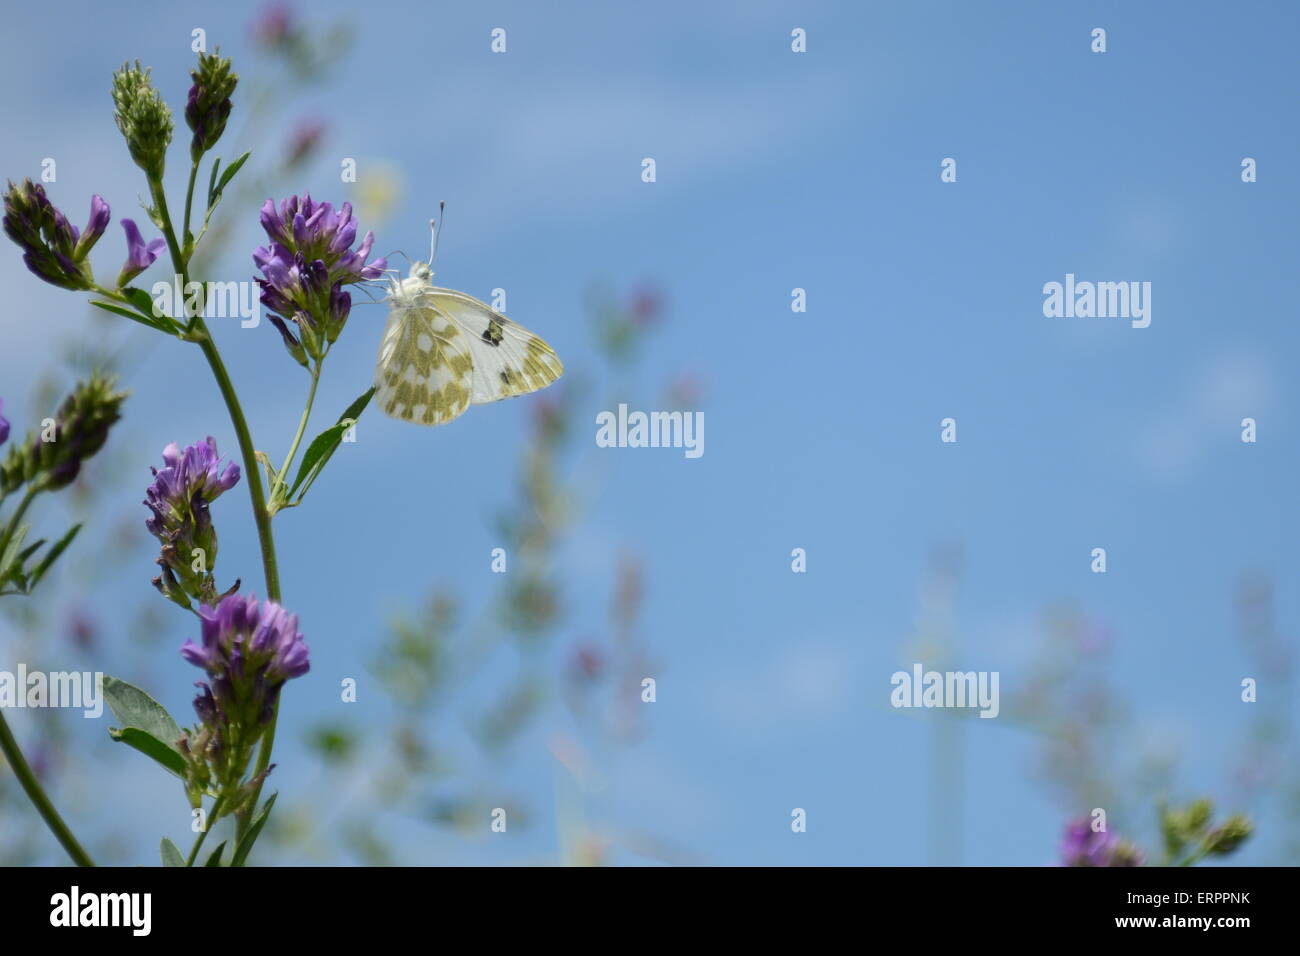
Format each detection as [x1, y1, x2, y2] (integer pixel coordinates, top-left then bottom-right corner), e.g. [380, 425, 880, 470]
[424, 288, 565, 406]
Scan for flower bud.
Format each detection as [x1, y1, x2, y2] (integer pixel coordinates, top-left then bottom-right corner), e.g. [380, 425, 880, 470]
[1184, 798, 1213, 833]
[1204, 815, 1252, 856]
[111, 61, 174, 181]
[185, 52, 238, 162]
[1, 373, 127, 493]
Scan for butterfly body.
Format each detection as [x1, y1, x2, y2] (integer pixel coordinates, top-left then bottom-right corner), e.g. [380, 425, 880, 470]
[373, 261, 564, 425]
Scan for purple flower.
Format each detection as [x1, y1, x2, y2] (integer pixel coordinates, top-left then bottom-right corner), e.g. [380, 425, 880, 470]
[117, 218, 165, 288]
[181, 593, 310, 729]
[0, 398, 8, 447]
[74, 195, 111, 260]
[1059, 818, 1144, 867]
[1060, 819, 1115, 866]
[2, 180, 110, 290]
[144, 437, 240, 606]
[253, 194, 385, 363]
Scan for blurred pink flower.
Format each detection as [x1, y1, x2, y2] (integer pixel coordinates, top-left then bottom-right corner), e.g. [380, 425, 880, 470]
[252, 2, 295, 48]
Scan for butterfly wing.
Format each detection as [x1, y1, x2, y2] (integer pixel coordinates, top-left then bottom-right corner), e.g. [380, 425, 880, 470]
[423, 288, 565, 405]
[373, 298, 474, 425]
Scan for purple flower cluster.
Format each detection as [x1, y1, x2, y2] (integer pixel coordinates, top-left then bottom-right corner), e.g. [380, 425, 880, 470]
[0, 398, 8, 447]
[3, 181, 108, 290]
[2, 179, 165, 291]
[182, 593, 310, 731]
[1059, 818, 1143, 867]
[253, 195, 385, 365]
[144, 437, 240, 607]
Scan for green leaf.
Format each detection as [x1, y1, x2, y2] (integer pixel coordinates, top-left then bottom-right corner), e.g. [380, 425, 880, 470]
[24, 523, 79, 592]
[103, 675, 185, 770]
[211, 151, 251, 201]
[120, 285, 181, 333]
[108, 726, 186, 778]
[286, 387, 375, 503]
[204, 150, 251, 224]
[206, 157, 222, 207]
[121, 285, 160, 317]
[160, 838, 185, 868]
[15, 538, 46, 564]
[230, 792, 277, 867]
[204, 841, 227, 867]
[0, 525, 30, 583]
[89, 300, 177, 336]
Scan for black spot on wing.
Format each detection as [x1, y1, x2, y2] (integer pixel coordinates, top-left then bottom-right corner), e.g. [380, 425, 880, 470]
[482, 316, 504, 347]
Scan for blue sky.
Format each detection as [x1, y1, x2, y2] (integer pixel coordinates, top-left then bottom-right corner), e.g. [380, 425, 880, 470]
[1, 0, 1298, 865]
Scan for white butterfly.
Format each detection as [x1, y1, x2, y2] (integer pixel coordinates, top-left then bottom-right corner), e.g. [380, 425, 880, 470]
[373, 212, 564, 425]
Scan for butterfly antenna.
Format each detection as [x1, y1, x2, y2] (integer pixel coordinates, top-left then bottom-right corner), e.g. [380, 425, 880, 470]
[429, 200, 446, 263]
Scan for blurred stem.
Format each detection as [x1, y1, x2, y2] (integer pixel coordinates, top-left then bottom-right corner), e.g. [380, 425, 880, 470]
[0, 709, 94, 866]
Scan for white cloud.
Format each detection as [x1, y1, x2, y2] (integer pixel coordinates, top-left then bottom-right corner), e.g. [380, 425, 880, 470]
[1138, 351, 1274, 479]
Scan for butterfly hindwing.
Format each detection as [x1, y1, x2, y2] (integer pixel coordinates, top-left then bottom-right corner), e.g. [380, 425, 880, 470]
[423, 288, 565, 405]
[373, 300, 473, 425]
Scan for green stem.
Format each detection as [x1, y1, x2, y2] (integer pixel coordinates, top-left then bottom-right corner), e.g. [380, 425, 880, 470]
[243, 359, 331, 835]
[239, 697, 281, 842]
[0, 708, 95, 866]
[185, 794, 224, 866]
[191, 320, 282, 601]
[148, 173, 281, 603]
[268, 363, 321, 512]
[182, 161, 200, 252]
[149, 180, 185, 279]
[148, 171, 286, 854]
